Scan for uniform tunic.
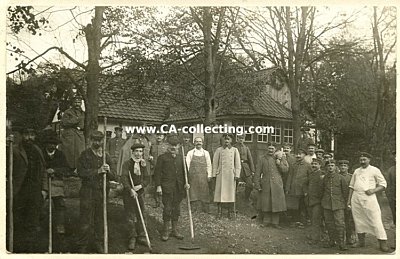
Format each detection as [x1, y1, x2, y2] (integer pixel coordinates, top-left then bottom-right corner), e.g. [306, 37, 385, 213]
[234, 143, 255, 187]
[253, 154, 288, 212]
[149, 142, 169, 171]
[59, 107, 85, 169]
[285, 160, 312, 209]
[212, 146, 241, 203]
[186, 148, 211, 202]
[349, 165, 387, 239]
[106, 137, 126, 172]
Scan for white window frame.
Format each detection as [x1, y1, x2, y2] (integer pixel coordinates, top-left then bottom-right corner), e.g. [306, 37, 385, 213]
[271, 123, 282, 144]
[283, 124, 294, 144]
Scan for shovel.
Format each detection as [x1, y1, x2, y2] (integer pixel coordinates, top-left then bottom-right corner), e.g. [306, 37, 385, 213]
[179, 146, 200, 250]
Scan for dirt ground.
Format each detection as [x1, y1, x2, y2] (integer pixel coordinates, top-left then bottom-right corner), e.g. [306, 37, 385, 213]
[10, 180, 396, 255]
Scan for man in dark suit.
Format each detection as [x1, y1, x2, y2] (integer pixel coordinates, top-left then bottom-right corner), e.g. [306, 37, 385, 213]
[154, 137, 190, 241]
[8, 127, 47, 252]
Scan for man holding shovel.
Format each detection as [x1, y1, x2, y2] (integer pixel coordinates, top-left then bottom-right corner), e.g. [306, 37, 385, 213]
[121, 143, 150, 251]
[76, 131, 116, 253]
[154, 137, 190, 241]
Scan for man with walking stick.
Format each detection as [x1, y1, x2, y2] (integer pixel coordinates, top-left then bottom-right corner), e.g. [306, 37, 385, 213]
[41, 130, 69, 252]
[76, 130, 116, 253]
[7, 126, 48, 253]
[121, 143, 151, 251]
[154, 137, 190, 241]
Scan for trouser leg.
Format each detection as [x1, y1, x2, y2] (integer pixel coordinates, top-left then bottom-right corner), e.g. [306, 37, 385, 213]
[76, 187, 94, 252]
[53, 196, 66, 233]
[323, 209, 336, 246]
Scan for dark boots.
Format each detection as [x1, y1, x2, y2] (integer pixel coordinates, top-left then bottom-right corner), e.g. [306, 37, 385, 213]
[216, 203, 222, 219]
[378, 239, 389, 252]
[171, 221, 184, 240]
[352, 233, 366, 248]
[161, 221, 170, 241]
[338, 230, 348, 251]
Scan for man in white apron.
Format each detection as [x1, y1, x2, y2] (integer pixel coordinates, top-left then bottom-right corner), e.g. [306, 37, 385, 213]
[347, 152, 389, 252]
[186, 137, 212, 213]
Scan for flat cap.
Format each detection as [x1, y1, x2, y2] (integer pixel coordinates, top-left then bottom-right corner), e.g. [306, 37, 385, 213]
[41, 130, 61, 144]
[282, 142, 292, 148]
[338, 160, 349, 165]
[316, 148, 325, 153]
[131, 143, 145, 150]
[301, 127, 310, 132]
[326, 158, 336, 164]
[307, 143, 316, 147]
[311, 158, 323, 165]
[222, 133, 234, 140]
[323, 153, 333, 158]
[359, 152, 373, 159]
[114, 126, 123, 132]
[297, 148, 307, 155]
[90, 130, 104, 140]
[167, 136, 181, 146]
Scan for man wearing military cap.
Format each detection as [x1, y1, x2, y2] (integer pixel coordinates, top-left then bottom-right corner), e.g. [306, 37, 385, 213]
[7, 125, 47, 252]
[347, 152, 389, 252]
[76, 130, 116, 253]
[337, 159, 355, 245]
[304, 158, 324, 241]
[321, 159, 349, 250]
[234, 134, 255, 202]
[106, 126, 126, 176]
[316, 148, 325, 160]
[59, 95, 85, 172]
[41, 129, 70, 235]
[149, 132, 169, 208]
[181, 133, 194, 156]
[121, 143, 149, 250]
[253, 142, 288, 228]
[285, 148, 312, 227]
[154, 137, 190, 241]
[296, 127, 315, 151]
[212, 133, 241, 219]
[282, 143, 295, 189]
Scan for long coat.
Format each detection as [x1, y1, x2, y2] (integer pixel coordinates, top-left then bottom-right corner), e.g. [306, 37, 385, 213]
[253, 154, 288, 212]
[212, 146, 241, 203]
[285, 159, 312, 209]
[10, 143, 47, 197]
[43, 149, 69, 197]
[59, 107, 85, 169]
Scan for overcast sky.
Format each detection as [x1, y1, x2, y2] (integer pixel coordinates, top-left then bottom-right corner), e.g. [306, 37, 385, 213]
[5, 6, 394, 75]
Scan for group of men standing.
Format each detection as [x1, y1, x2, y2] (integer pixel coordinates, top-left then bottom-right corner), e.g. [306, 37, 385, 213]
[7, 112, 395, 254]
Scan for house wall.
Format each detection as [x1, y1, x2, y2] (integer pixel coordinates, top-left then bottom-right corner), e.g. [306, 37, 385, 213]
[265, 84, 291, 109]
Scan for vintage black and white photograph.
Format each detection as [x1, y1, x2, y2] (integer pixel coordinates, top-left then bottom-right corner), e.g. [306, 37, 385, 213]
[4, 3, 397, 255]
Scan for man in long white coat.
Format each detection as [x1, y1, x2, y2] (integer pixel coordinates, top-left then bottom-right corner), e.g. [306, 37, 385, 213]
[347, 152, 389, 252]
[212, 134, 241, 219]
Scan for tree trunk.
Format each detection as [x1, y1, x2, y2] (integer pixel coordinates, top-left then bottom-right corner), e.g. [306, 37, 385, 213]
[83, 7, 104, 146]
[203, 7, 217, 151]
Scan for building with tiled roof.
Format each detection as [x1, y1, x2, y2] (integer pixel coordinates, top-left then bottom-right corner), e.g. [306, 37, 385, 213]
[53, 68, 294, 162]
